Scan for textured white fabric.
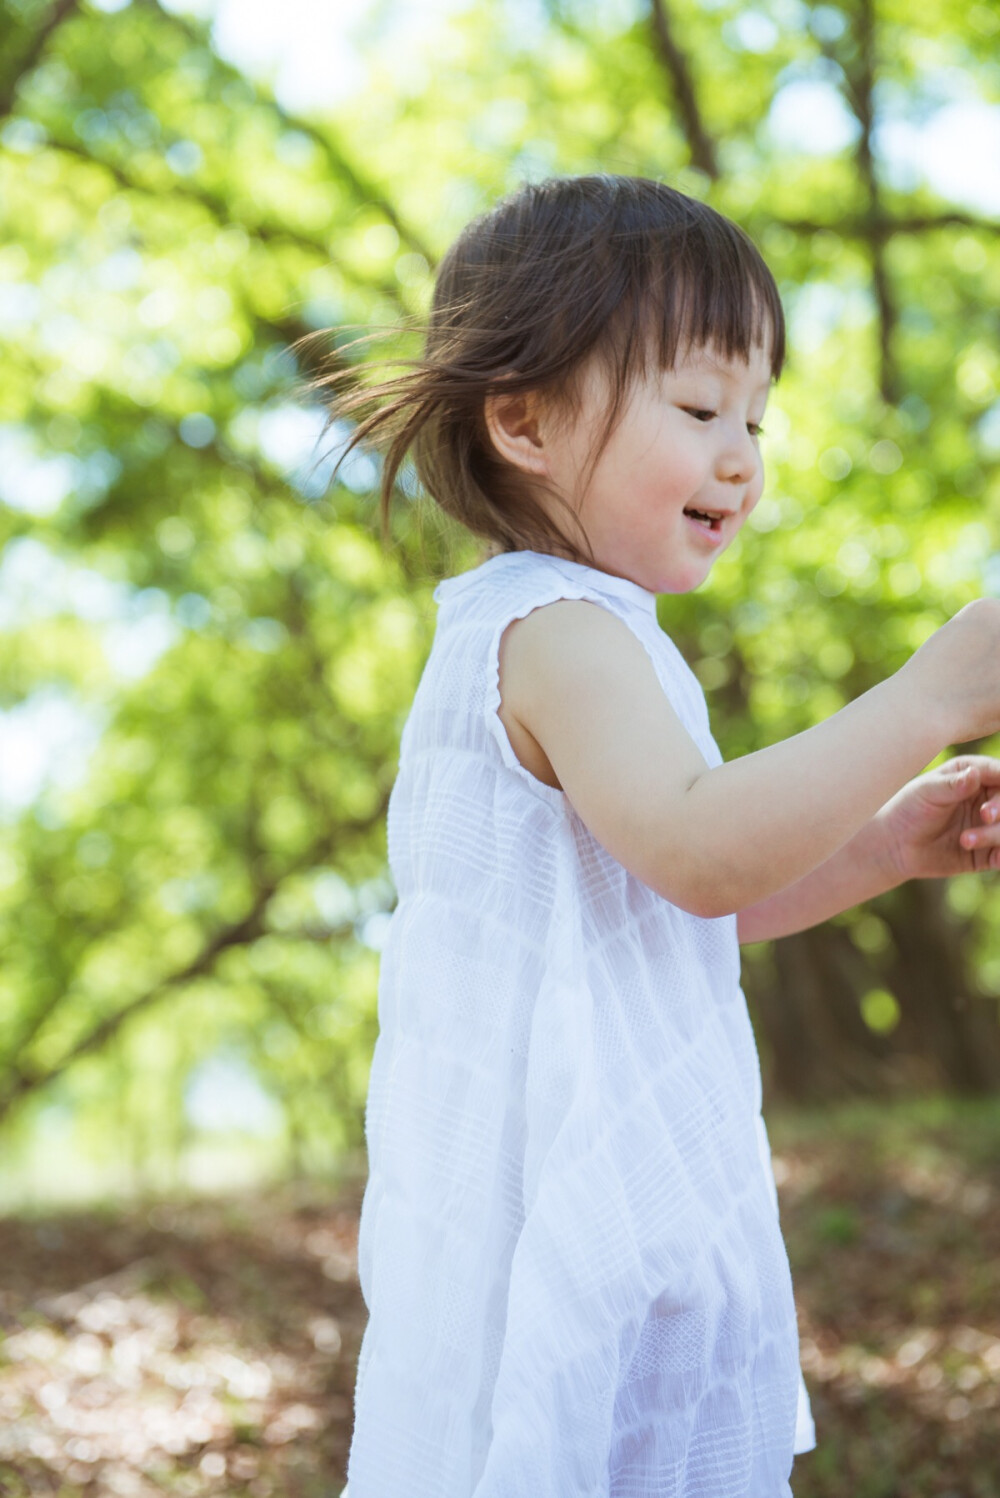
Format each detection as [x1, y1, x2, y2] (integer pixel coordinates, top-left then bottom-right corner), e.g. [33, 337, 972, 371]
[348, 550, 815, 1497]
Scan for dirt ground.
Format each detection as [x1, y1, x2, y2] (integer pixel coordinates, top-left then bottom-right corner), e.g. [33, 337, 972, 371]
[1, 1100, 998, 1497]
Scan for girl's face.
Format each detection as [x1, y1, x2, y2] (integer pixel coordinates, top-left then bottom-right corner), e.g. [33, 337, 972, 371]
[545, 340, 772, 594]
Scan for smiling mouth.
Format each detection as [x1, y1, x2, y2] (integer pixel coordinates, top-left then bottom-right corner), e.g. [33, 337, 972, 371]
[684, 507, 728, 531]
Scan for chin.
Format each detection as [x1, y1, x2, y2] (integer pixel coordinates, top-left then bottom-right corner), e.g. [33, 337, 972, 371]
[659, 571, 707, 595]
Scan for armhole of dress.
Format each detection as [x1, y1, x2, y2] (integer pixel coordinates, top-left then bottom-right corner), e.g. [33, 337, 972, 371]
[482, 582, 673, 807]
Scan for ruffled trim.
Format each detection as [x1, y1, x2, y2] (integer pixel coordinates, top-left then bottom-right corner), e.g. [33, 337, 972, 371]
[481, 572, 670, 810]
[483, 582, 587, 809]
[434, 549, 659, 617]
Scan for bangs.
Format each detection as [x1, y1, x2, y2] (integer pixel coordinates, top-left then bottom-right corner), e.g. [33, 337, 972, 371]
[597, 203, 786, 397]
[649, 247, 784, 378]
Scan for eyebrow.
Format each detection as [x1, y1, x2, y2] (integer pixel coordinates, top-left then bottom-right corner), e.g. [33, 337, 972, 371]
[670, 362, 772, 395]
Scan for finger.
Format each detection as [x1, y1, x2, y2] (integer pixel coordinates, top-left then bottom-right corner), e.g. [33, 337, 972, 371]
[930, 760, 982, 801]
[948, 754, 1000, 787]
[936, 756, 1000, 807]
[960, 823, 1000, 851]
[946, 757, 1000, 821]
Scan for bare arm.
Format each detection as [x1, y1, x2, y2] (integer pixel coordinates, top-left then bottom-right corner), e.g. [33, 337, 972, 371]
[678, 671, 937, 915]
[738, 752, 1000, 941]
[735, 813, 902, 943]
[501, 599, 955, 919]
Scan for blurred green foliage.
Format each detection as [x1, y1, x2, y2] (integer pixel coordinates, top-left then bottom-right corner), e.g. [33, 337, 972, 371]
[0, 0, 998, 1197]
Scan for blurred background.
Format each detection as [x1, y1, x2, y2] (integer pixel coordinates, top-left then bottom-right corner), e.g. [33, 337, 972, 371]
[0, 0, 998, 1493]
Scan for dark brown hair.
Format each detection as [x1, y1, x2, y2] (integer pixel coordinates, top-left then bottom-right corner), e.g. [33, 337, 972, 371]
[315, 174, 785, 564]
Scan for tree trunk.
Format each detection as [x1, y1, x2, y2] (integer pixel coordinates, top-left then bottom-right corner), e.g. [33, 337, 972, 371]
[743, 881, 1000, 1102]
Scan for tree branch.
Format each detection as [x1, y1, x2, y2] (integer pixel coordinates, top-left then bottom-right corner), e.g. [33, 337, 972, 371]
[0, 799, 389, 1125]
[39, 134, 410, 314]
[648, 0, 719, 180]
[853, 0, 898, 404]
[0, 888, 273, 1122]
[0, 0, 80, 124]
[136, 0, 436, 267]
[777, 211, 999, 237]
[813, 0, 899, 404]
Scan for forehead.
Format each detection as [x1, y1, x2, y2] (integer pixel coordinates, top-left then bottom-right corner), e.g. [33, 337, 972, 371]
[667, 339, 774, 386]
[566, 333, 773, 417]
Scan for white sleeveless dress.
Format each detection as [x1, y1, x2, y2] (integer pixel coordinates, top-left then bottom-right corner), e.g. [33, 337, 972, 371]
[347, 549, 815, 1498]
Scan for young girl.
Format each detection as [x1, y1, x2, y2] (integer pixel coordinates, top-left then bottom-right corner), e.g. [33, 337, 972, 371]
[331, 175, 1000, 1497]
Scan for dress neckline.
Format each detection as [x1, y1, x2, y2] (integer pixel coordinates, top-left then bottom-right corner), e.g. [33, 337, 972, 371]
[433, 549, 659, 617]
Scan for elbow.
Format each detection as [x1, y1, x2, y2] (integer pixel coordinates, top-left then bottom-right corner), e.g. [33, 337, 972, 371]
[649, 777, 741, 919]
[650, 872, 736, 921]
[687, 891, 738, 921]
[646, 842, 741, 918]
[638, 796, 742, 918]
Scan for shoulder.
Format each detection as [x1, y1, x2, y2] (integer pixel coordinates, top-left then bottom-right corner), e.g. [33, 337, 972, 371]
[496, 599, 665, 793]
[499, 596, 631, 790]
[499, 597, 657, 720]
[495, 595, 708, 902]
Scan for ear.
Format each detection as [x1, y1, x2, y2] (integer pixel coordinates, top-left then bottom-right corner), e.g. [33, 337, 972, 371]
[483, 388, 551, 477]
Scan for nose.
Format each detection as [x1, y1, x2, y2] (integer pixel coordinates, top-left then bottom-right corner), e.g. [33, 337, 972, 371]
[717, 422, 761, 486]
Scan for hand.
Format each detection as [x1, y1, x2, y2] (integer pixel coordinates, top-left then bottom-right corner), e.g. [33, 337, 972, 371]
[876, 755, 1000, 882]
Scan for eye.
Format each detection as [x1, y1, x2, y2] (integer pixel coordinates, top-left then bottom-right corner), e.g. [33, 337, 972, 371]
[683, 408, 716, 422]
[747, 422, 764, 438]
